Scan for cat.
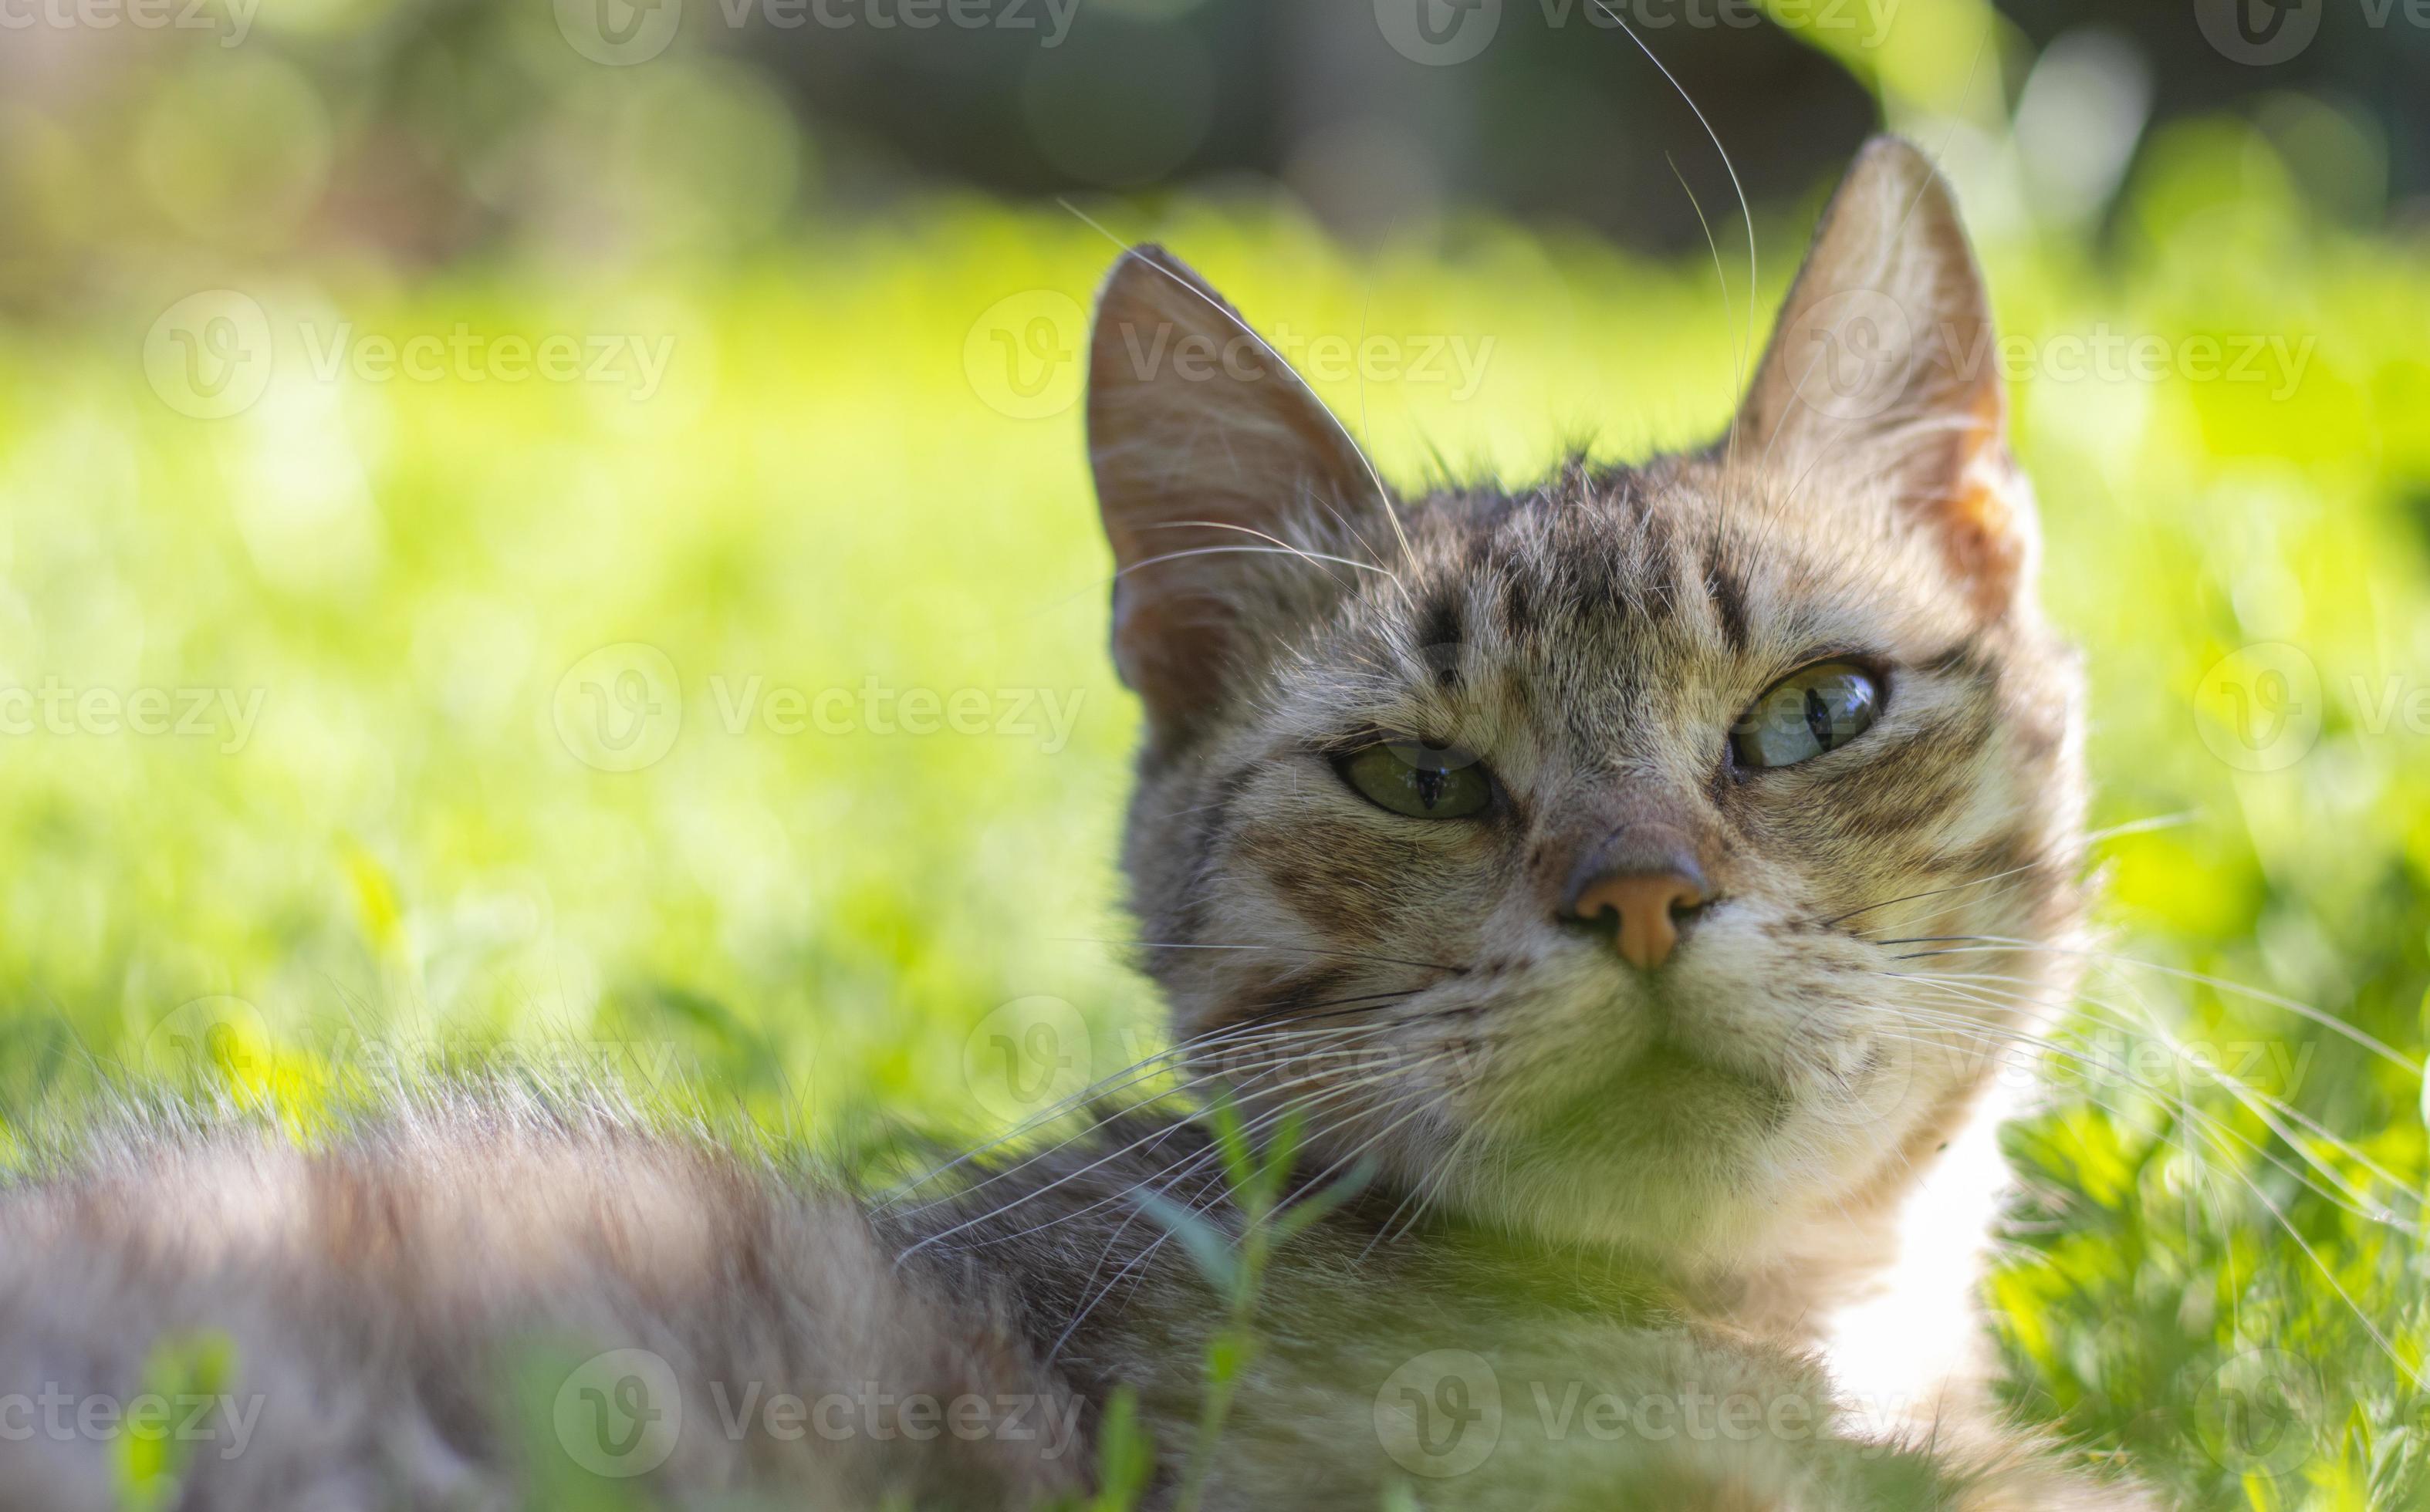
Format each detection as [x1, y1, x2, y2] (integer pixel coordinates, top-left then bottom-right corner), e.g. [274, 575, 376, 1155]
[0, 136, 2146, 1510]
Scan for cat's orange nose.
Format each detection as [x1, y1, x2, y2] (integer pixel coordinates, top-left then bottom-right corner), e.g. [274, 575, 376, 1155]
[1569, 871, 1707, 970]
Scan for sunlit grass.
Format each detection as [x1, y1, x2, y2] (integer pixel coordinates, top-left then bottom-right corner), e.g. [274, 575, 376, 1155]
[0, 113, 2426, 1509]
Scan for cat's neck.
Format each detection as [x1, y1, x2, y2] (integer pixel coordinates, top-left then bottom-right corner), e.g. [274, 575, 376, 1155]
[897, 1081, 2007, 1416]
[1371, 1072, 2012, 1354]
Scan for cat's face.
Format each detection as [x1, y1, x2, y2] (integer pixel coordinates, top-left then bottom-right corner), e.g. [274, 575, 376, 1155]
[1086, 139, 2087, 1267]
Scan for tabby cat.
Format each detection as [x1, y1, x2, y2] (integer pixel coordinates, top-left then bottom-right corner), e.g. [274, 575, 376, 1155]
[0, 137, 2144, 1510]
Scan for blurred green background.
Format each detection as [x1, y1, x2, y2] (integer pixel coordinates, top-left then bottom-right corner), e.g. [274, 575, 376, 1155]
[2, 0, 2428, 1506]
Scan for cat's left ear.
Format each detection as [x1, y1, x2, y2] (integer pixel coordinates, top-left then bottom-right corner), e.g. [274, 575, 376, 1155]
[1732, 137, 2033, 618]
[1087, 245, 1377, 743]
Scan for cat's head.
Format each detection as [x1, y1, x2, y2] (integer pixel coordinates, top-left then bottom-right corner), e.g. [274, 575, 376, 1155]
[1085, 138, 2087, 1267]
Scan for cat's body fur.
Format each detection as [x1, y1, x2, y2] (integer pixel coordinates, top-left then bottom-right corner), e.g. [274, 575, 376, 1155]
[0, 1100, 2113, 1509]
[0, 139, 2147, 1509]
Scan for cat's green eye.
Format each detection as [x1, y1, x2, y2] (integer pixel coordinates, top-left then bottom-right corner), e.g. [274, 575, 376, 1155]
[1338, 740, 1494, 820]
[1732, 662, 1881, 770]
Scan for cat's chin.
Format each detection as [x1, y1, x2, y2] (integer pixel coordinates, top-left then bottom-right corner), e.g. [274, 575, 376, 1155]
[1435, 1136, 1787, 1268]
[1425, 1047, 1883, 1267]
[1605, 1044, 1799, 1132]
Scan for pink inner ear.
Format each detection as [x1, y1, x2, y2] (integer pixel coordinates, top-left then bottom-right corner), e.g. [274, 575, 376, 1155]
[1931, 384, 2029, 621]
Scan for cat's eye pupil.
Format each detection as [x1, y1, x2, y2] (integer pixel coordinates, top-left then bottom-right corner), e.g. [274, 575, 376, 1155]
[1803, 686, 1836, 753]
[1337, 741, 1492, 820]
[1731, 662, 1880, 771]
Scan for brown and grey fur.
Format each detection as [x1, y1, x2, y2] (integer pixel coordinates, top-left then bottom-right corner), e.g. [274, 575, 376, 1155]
[0, 140, 2144, 1508]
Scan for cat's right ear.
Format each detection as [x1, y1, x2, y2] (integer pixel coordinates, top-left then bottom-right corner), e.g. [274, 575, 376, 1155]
[1088, 246, 1377, 744]
[1731, 137, 2033, 621]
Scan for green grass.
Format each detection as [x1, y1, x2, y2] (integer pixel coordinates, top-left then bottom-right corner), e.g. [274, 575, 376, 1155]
[2, 111, 2428, 1509]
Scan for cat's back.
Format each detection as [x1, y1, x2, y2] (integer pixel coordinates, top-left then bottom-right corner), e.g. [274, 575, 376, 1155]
[0, 1104, 1086, 1511]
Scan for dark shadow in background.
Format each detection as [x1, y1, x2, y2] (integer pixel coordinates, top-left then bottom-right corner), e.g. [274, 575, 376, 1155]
[768, 0, 2427, 248]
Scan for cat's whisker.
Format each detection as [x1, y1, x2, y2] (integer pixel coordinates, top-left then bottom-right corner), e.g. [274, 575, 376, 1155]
[886, 1059, 1330, 1225]
[2250, 1175, 2425, 1388]
[1942, 1018, 2428, 1387]
[1016, 1086, 1415, 1325]
[1050, 1228, 1168, 1362]
[1046, 1207, 1160, 1362]
[1059, 937, 1468, 976]
[1921, 971, 2425, 1209]
[1245, 1092, 1436, 1239]
[907, 1058, 1439, 1257]
[1313, 491, 1398, 589]
[1583, 0, 1755, 470]
[1151, 1072, 1442, 1215]
[1767, 404, 1871, 526]
[1114, 1058, 1450, 1226]
[2070, 983, 2417, 1190]
[1863, 1013, 2404, 1237]
[1879, 988, 2419, 1231]
[1664, 151, 1745, 457]
[2083, 811, 2202, 844]
[884, 1012, 1417, 1218]
[992, 986, 1433, 1110]
[1884, 936, 2422, 1074]
[1114, 544, 1404, 589]
[1053, 196, 1422, 607]
[1362, 1113, 1482, 1260]
[1053, 1086, 1440, 1359]
[881, 1011, 1386, 1195]
[1135, 520, 1360, 593]
[1823, 857, 2050, 934]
